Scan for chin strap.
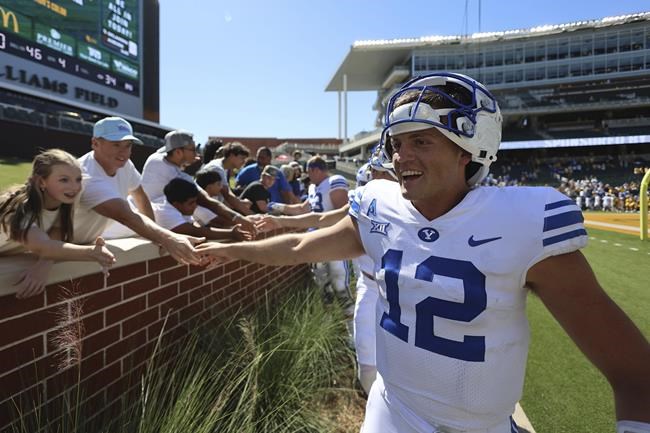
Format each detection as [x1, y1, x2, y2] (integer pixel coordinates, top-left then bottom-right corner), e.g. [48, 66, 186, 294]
[618, 421, 650, 433]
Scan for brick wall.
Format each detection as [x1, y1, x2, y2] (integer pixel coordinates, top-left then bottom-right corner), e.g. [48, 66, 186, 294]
[0, 239, 310, 430]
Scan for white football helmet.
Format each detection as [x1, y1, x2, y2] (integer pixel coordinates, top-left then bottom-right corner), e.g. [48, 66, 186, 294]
[369, 145, 398, 180]
[380, 72, 502, 186]
[356, 162, 371, 186]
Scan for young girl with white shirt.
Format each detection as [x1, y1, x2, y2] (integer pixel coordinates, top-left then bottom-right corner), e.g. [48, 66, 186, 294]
[0, 149, 116, 298]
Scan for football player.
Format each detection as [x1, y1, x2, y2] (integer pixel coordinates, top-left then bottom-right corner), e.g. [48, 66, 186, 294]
[198, 73, 650, 433]
[267, 155, 352, 305]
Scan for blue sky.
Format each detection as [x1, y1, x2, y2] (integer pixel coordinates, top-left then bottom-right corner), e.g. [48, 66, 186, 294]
[159, 0, 649, 144]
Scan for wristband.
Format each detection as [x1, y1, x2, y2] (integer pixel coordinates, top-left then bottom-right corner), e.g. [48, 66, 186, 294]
[618, 421, 650, 433]
[268, 202, 278, 212]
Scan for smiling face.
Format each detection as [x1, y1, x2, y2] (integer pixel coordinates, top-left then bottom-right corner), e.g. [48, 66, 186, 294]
[39, 163, 83, 209]
[391, 127, 471, 219]
[92, 137, 133, 176]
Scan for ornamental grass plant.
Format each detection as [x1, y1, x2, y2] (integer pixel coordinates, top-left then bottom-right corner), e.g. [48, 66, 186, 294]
[11, 284, 360, 433]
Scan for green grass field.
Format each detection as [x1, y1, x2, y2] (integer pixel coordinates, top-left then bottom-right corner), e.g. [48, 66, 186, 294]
[0, 157, 32, 191]
[522, 227, 650, 433]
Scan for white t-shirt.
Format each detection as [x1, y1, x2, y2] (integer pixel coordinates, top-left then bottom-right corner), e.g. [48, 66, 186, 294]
[141, 152, 194, 203]
[73, 151, 142, 244]
[0, 208, 60, 255]
[153, 200, 193, 231]
[202, 158, 228, 188]
[350, 181, 587, 430]
[140, 152, 218, 225]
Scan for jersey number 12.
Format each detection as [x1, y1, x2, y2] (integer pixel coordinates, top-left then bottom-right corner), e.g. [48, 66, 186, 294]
[380, 249, 487, 362]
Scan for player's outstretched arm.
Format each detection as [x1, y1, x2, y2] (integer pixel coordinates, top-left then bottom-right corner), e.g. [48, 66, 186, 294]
[255, 205, 350, 233]
[527, 250, 650, 423]
[196, 214, 364, 266]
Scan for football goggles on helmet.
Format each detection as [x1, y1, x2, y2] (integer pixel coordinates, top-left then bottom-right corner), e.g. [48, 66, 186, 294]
[380, 72, 502, 186]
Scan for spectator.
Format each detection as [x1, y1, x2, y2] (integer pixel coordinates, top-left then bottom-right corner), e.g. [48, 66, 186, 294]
[139, 130, 256, 234]
[202, 141, 252, 214]
[73, 117, 202, 265]
[202, 138, 223, 165]
[235, 147, 297, 203]
[239, 165, 279, 214]
[280, 163, 302, 199]
[292, 150, 306, 170]
[155, 178, 249, 241]
[195, 169, 223, 201]
[288, 161, 304, 197]
[0, 149, 115, 298]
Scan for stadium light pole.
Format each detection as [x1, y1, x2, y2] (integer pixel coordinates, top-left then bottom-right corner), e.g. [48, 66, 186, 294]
[640, 168, 650, 241]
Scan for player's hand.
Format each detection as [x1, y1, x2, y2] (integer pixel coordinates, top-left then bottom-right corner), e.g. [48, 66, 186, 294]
[195, 241, 230, 258]
[160, 234, 205, 265]
[14, 258, 54, 299]
[254, 215, 281, 233]
[233, 215, 257, 239]
[246, 213, 265, 222]
[90, 237, 116, 276]
[231, 224, 253, 242]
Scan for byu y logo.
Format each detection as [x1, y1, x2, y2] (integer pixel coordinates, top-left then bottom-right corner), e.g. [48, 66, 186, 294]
[370, 220, 390, 236]
[417, 227, 439, 243]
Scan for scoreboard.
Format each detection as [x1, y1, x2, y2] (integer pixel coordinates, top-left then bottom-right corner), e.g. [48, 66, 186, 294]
[0, 0, 145, 118]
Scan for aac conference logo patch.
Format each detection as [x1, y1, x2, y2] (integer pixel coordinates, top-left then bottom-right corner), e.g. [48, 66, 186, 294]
[418, 227, 439, 243]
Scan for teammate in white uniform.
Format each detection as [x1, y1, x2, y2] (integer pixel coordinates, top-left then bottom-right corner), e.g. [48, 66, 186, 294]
[198, 73, 650, 433]
[268, 156, 351, 301]
[353, 149, 399, 394]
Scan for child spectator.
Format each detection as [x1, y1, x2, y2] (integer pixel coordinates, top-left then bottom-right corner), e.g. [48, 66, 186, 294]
[155, 178, 250, 241]
[195, 169, 224, 202]
[239, 165, 278, 213]
[0, 149, 115, 298]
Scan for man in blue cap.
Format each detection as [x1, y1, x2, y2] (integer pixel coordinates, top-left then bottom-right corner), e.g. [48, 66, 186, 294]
[73, 117, 203, 265]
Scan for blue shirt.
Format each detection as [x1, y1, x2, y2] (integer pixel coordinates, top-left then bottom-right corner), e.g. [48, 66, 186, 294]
[236, 164, 291, 203]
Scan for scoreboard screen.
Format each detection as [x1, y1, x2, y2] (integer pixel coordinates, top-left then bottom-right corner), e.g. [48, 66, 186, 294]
[0, 0, 144, 118]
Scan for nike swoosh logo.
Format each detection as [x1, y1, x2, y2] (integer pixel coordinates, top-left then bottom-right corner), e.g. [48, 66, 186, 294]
[468, 235, 502, 247]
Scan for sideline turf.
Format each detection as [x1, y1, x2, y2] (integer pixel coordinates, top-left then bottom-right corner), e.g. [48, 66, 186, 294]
[522, 228, 649, 432]
[0, 157, 32, 191]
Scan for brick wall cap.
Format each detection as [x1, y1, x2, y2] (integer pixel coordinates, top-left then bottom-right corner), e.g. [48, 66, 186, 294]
[0, 238, 162, 296]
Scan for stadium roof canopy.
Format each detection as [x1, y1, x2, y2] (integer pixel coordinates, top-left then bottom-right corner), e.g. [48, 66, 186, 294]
[325, 12, 650, 92]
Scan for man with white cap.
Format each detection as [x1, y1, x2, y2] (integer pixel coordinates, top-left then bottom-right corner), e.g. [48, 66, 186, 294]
[139, 130, 256, 234]
[73, 117, 203, 265]
[197, 73, 649, 433]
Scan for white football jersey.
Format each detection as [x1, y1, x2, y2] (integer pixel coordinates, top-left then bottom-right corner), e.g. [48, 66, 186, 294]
[308, 174, 348, 213]
[350, 180, 587, 430]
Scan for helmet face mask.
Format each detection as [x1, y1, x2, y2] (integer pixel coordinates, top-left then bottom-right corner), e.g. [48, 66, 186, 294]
[380, 72, 502, 186]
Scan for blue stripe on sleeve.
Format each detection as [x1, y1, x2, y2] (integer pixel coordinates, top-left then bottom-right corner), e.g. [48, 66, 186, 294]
[543, 210, 584, 232]
[544, 199, 575, 211]
[543, 228, 587, 246]
[350, 198, 360, 216]
[331, 181, 349, 187]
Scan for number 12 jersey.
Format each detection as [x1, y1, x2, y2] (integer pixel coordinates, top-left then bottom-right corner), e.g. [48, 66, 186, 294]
[349, 179, 587, 431]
